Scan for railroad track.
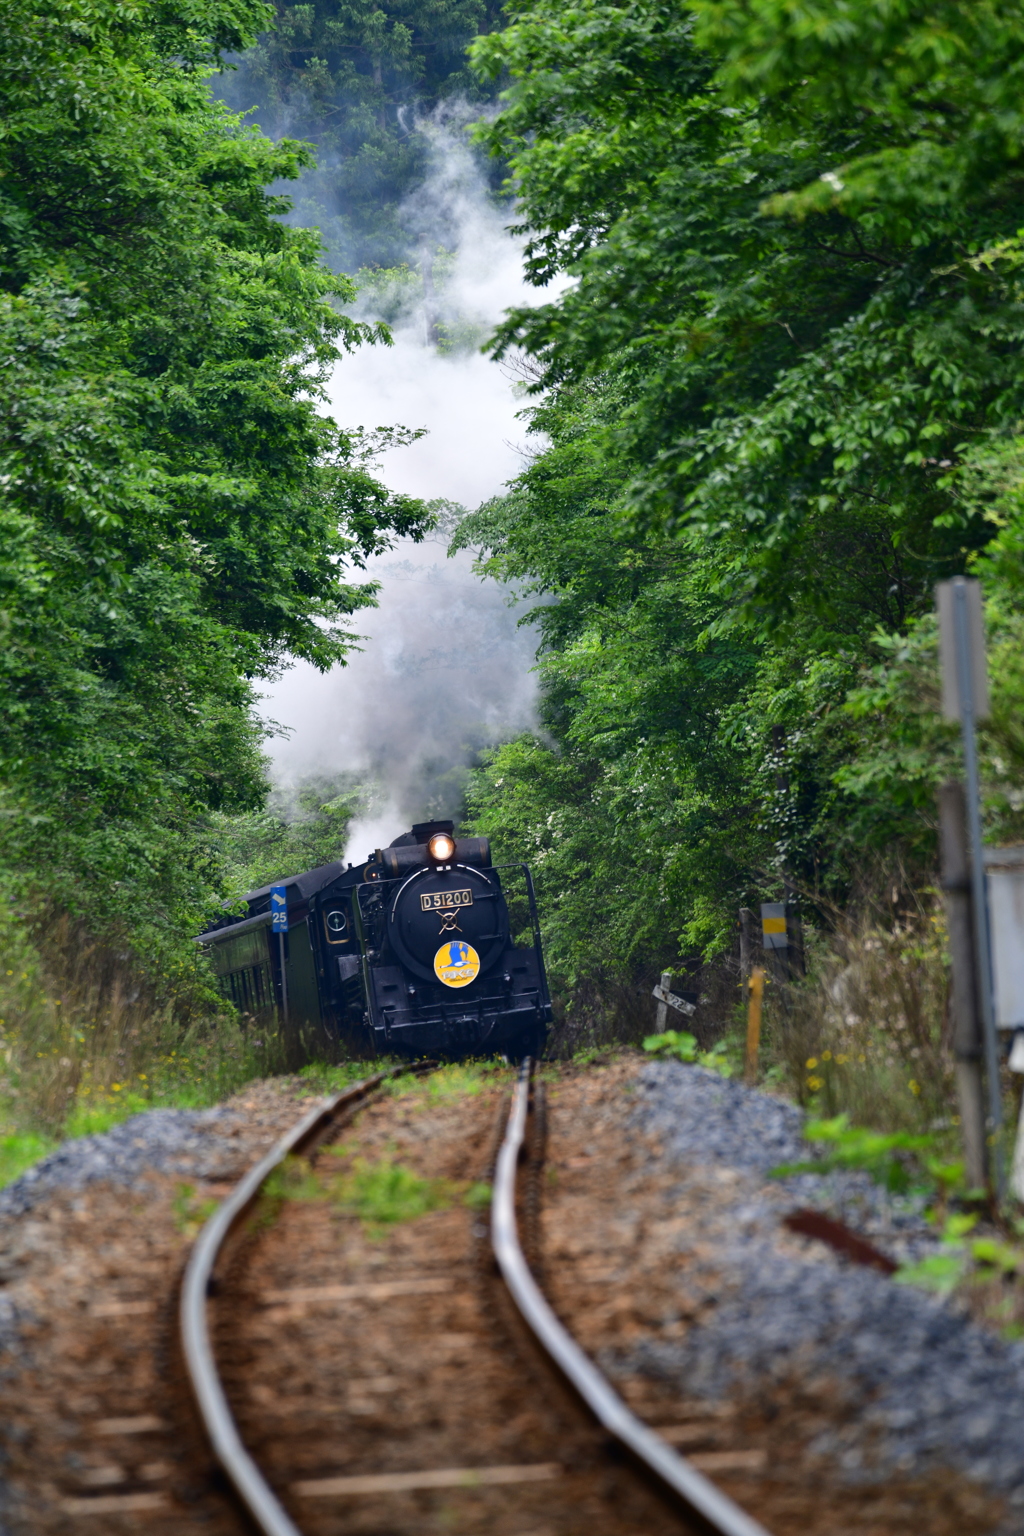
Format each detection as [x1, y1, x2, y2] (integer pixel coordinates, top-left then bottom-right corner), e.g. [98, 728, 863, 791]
[180, 1059, 771, 1536]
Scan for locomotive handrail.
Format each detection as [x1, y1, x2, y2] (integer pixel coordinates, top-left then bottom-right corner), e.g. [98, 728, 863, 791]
[492, 1061, 772, 1536]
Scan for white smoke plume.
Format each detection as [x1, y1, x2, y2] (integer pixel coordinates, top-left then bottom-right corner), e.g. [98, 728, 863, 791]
[260, 109, 550, 861]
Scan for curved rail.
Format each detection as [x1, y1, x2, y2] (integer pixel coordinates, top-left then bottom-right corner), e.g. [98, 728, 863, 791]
[180, 1067, 420, 1536]
[491, 1061, 772, 1536]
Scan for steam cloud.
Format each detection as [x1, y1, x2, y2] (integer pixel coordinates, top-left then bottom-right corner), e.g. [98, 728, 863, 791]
[260, 111, 547, 861]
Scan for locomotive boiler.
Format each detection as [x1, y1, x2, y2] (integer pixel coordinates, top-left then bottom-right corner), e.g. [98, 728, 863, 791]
[198, 821, 552, 1060]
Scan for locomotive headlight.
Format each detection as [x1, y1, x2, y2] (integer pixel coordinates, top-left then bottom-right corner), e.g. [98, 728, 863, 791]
[427, 832, 456, 863]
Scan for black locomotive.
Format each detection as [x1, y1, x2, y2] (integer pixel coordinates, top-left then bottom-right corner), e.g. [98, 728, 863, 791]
[199, 821, 552, 1060]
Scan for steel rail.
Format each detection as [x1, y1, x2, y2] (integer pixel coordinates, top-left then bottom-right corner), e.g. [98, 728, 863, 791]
[491, 1060, 772, 1536]
[180, 1065, 426, 1536]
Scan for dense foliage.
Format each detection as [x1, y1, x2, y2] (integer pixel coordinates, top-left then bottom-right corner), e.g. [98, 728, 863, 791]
[0, 0, 427, 979]
[454, 0, 1024, 981]
[217, 0, 506, 270]
[209, 773, 363, 896]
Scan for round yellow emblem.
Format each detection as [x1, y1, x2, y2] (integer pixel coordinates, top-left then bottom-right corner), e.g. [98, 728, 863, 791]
[433, 940, 480, 988]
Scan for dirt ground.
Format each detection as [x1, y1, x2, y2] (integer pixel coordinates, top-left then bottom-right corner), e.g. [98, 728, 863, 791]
[0, 1055, 1009, 1535]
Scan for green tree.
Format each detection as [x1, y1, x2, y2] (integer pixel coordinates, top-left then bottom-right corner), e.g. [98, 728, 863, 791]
[0, 0, 428, 978]
[455, 0, 1024, 977]
[470, 0, 1024, 632]
[219, 0, 506, 270]
[455, 379, 864, 973]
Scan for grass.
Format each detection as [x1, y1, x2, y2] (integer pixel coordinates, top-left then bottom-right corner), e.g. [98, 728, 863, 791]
[0, 1131, 57, 1187]
[258, 1150, 460, 1238]
[0, 1033, 518, 1195]
[335, 1157, 455, 1231]
[642, 1028, 736, 1077]
[0, 910, 202, 1134]
[0, 905, 298, 1188]
[0, 1068, 258, 1192]
[385, 1060, 514, 1101]
[172, 1183, 220, 1239]
[761, 891, 956, 1134]
[770, 1113, 940, 1194]
[295, 1059, 397, 1095]
[0, 1031, 283, 1190]
[258, 1137, 496, 1239]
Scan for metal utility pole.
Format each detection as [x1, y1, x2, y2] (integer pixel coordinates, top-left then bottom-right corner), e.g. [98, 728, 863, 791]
[271, 883, 289, 1029]
[936, 577, 1003, 1196]
[937, 781, 987, 1190]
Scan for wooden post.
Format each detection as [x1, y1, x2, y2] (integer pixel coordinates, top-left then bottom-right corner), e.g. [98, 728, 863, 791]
[938, 780, 988, 1191]
[656, 970, 672, 1033]
[745, 968, 764, 1085]
[739, 909, 755, 982]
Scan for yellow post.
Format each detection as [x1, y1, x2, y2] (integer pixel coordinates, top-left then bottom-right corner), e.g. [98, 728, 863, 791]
[745, 967, 764, 1085]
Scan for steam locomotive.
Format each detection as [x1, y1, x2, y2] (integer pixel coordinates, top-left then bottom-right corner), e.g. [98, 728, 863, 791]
[198, 821, 552, 1061]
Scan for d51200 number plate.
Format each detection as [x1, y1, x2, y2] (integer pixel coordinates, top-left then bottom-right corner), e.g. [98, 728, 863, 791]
[420, 888, 473, 912]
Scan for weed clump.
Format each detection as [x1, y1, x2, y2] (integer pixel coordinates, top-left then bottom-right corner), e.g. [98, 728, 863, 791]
[259, 1143, 491, 1239]
[334, 1157, 454, 1233]
[642, 1029, 735, 1077]
[296, 1060, 395, 1096]
[384, 1061, 513, 1101]
[763, 890, 955, 1134]
[0, 1131, 56, 1187]
[0, 906, 284, 1187]
[771, 1114, 936, 1193]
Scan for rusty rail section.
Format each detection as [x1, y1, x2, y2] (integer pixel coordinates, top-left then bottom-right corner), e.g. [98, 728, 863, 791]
[180, 1066, 423, 1536]
[181, 1058, 773, 1536]
[492, 1061, 771, 1536]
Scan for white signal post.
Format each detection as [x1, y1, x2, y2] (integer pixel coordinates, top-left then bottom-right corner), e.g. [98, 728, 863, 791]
[936, 577, 1003, 1197]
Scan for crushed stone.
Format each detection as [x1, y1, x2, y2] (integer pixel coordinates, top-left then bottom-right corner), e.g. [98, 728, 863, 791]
[627, 1060, 1024, 1526]
[0, 1108, 236, 1218]
[0, 1076, 328, 1535]
[0, 1077, 328, 1221]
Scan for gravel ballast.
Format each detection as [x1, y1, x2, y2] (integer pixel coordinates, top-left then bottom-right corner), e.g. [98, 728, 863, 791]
[627, 1060, 1024, 1524]
[1, 1058, 1020, 1533]
[0, 1077, 329, 1536]
[0, 1107, 247, 1219]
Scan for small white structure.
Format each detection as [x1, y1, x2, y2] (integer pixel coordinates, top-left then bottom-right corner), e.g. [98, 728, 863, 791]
[986, 847, 1024, 1199]
[985, 846, 1024, 1031]
[760, 902, 787, 951]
